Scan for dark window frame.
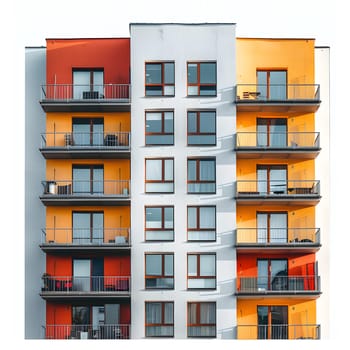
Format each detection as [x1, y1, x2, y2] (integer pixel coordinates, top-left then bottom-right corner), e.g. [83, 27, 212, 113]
[187, 157, 216, 194]
[145, 301, 174, 338]
[145, 206, 175, 242]
[72, 164, 104, 194]
[145, 158, 174, 194]
[187, 110, 216, 146]
[145, 110, 174, 146]
[187, 253, 216, 290]
[187, 62, 217, 97]
[187, 302, 216, 338]
[72, 210, 104, 244]
[145, 253, 174, 290]
[145, 62, 175, 97]
[187, 206, 216, 242]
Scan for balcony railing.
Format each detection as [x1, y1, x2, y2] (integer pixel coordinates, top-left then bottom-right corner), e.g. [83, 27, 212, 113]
[44, 324, 130, 339]
[41, 228, 130, 246]
[41, 180, 130, 196]
[41, 131, 130, 149]
[237, 324, 320, 340]
[235, 132, 320, 149]
[41, 275, 130, 293]
[236, 180, 320, 197]
[236, 275, 320, 294]
[235, 84, 320, 102]
[41, 84, 130, 102]
[235, 228, 320, 246]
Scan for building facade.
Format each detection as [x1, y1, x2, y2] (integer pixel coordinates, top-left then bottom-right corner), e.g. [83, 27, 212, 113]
[25, 23, 330, 340]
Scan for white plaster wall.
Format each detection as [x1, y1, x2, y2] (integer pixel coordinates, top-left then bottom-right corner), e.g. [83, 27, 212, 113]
[130, 23, 236, 339]
[315, 46, 330, 339]
[25, 47, 46, 339]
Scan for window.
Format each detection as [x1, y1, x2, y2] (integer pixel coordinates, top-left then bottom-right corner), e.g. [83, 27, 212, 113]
[257, 259, 288, 291]
[73, 211, 104, 244]
[145, 62, 175, 96]
[187, 62, 216, 96]
[258, 306, 288, 339]
[187, 158, 216, 193]
[257, 165, 287, 195]
[187, 254, 216, 289]
[145, 111, 174, 145]
[257, 212, 287, 243]
[187, 206, 216, 241]
[257, 118, 287, 147]
[187, 110, 216, 145]
[145, 302, 174, 337]
[145, 253, 174, 289]
[73, 165, 104, 194]
[145, 206, 174, 241]
[73, 69, 104, 99]
[187, 302, 216, 338]
[72, 118, 104, 146]
[145, 158, 174, 193]
[257, 70, 287, 100]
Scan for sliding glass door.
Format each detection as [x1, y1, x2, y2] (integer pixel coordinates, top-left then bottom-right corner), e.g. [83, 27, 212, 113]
[73, 212, 104, 244]
[258, 306, 288, 339]
[257, 118, 287, 147]
[257, 165, 287, 194]
[257, 212, 287, 243]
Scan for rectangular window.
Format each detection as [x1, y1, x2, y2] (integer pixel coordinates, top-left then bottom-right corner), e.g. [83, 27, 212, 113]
[257, 70, 287, 100]
[258, 306, 288, 339]
[257, 164, 287, 195]
[145, 62, 175, 96]
[257, 118, 287, 147]
[145, 206, 174, 241]
[187, 110, 216, 145]
[187, 254, 216, 289]
[72, 118, 104, 146]
[73, 165, 104, 194]
[187, 62, 216, 96]
[145, 302, 174, 337]
[145, 158, 174, 193]
[145, 111, 174, 145]
[187, 302, 216, 338]
[73, 211, 104, 244]
[73, 69, 104, 99]
[187, 206, 216, 241]
[145, 253, 174, 289]
[187, 158, 216, 193]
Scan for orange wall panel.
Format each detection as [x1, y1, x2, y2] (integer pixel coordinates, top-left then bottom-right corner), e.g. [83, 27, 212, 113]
[46, 38, 130, 85]
[236, 38, 315, 84]
[104, 255, 130, 276]
[45, 159, 130, 181]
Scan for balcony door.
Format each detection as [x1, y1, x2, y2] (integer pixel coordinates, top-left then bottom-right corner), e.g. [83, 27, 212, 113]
[72, 118, 104, 146]
[73, 165, 103, 194]
[257, 165, 287, 194]
[73, 258, 103, 292]
[257, 212, 287, 243]
[257, 259, 288, 291]
[257, 118, 287, 147]
[258, 306, 288, 339]
[72, 212, 103, 244]
[73, 69, 104, 99]
[257, 70, 287, 100]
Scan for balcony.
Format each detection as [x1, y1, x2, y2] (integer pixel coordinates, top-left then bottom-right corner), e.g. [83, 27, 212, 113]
[235, 84, 320, 113]
[40, 228, 130, 253]
[235, 180, 320, 205]
[44, 324, 130, 339]
[235, 132, 320, 159]
[40, 275, 131, 301]
[237, 324, 320, 340]
[235, 228, 321, 253]
[236, 275, 321, 298]
[40, 84, 130, 112]
[40, 180, 130, 206]
[40, 131, 131, 159]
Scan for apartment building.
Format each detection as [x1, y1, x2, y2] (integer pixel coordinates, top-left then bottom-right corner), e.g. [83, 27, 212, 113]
[25, 23, 330, 340]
